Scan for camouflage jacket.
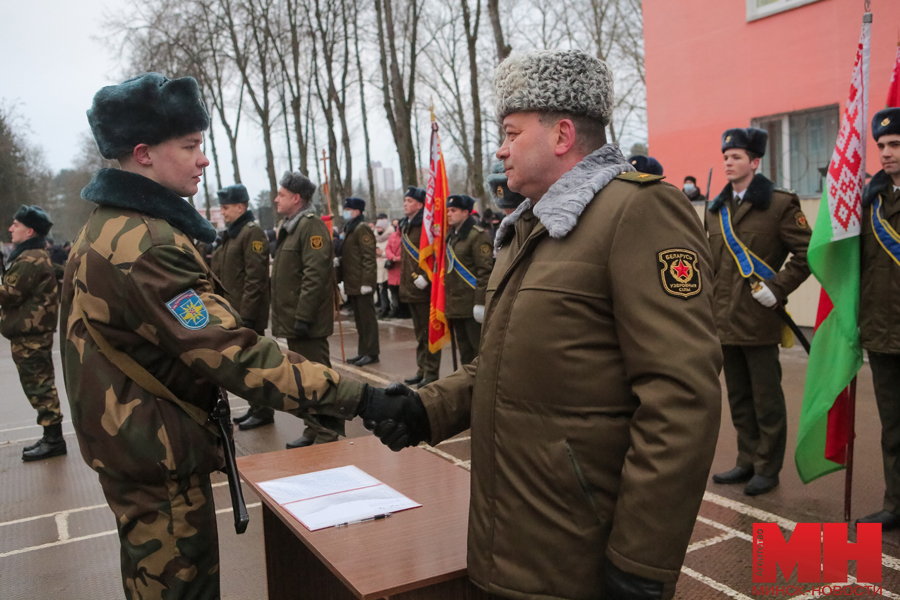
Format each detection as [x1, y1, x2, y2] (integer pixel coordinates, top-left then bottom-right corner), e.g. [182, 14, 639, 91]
[0, 237, 59, 339]
[209, 210, 270, 333]
[62, 168, 365, 484]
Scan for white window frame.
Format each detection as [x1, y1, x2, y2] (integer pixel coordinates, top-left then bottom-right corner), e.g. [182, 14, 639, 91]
[746, 0, 823, 22]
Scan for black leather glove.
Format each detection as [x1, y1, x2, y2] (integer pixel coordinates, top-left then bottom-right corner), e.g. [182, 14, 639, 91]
[603, 561, 664, 600]
[293, 320, 311, 339]
[358, 383, 431, 451]
[242, 318, 255, 331]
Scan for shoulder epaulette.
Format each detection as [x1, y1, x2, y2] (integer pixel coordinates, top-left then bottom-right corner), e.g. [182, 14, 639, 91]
[616, 172, 665, 184]
[473, 225, 484, 233]
[775, 187, 797, 195]
[306, 213, 315, 218]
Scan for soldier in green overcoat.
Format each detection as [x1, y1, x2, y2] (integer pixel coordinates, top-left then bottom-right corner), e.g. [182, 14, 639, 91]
[338, 196, 380, 366]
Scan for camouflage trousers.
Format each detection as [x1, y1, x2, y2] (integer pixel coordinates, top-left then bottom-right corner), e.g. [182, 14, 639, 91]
[99, 472, 220, 600]
[10, 332, 63, 426]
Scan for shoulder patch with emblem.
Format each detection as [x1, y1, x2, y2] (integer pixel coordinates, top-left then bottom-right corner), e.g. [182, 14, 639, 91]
[252, 240, 265, 253]
[5, 273, 19, 286]
[616, 172, 665, 184]
[165, 289, 209, 330]
[310, 235, 323, 250]
[658, 249, 702, 299]
[795, 212, 810, 230]
[361, 234, 374, 245]
[480, 244, 491, 256]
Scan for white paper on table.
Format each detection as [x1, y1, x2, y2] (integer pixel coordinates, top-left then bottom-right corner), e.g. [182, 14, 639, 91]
[258, 465, 421, 531]
[258, 465, 381, 504]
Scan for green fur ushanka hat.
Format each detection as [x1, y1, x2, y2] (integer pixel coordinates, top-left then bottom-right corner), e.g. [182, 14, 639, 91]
[447, 194, 475, 211]
[13, 205, 52, 236]
[872, 108, 900, 141]
[87, 73, 210, 160]
[217, 184, 250, 205]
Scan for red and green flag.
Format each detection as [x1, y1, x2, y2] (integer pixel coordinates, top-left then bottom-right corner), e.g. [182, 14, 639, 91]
[887, 41, 900, 108]
[419, 114, 452, 353]
[795, 17, 869, 484]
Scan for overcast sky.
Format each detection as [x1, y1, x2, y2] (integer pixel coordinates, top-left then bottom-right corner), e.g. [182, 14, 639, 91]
[1, 0, 407, 205]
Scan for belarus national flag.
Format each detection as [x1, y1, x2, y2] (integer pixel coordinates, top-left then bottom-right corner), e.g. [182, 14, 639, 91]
[418, 119, 452, 353]
[795, 19, 868, 483]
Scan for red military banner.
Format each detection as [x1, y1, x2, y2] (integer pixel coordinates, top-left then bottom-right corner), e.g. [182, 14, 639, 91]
[418, 114, 452, 353]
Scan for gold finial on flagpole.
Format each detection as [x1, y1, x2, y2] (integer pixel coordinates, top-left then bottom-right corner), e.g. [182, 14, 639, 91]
[430, 97, 435, 122]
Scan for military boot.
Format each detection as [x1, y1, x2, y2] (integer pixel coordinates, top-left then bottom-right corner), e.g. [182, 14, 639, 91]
[22, 423, 67, 462]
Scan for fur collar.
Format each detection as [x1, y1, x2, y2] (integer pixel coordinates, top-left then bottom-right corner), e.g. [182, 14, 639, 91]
[494, 143, 633, 252]
[8, 236, 47, 264]
[863, 170, 893, 208]
[708, 173, 775, 213]
[225, 209, 255, 239]
[450, 215, 477, 240]
[281, 204, 316, 235]
[401, 208, 424, 233]
[81, 168, 217, 243]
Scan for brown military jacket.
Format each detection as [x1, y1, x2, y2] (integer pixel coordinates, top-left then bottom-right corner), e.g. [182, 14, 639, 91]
[705, 173, 812, 345]
[399, 209, 431, 303]
[62, 169, 363, 485]
[860, 171, 900, 354]
[416, 153, 722, 600]
[271, 205, 335, 339]
[339, 216, 376, 295]
[209, 210, 270, 333]
[0, 238, 58, 339]
[444, 216, 493, 319]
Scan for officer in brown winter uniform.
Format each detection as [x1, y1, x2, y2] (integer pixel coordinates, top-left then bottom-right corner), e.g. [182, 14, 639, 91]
[338, 197, 380, 366]
[706, 127, 812, 496]
[444, 194, 493, 364]
[856, 108, 900, 530]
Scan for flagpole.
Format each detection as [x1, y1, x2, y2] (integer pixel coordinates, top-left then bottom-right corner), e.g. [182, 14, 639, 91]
[844, 4, 871, 521]
[321, 149, 347, 364]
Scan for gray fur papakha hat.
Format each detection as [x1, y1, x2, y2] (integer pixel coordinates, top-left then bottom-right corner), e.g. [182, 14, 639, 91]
[279, 171, 316, 199]
[494, 50, 614, 125]
[87, 73, 210, 159]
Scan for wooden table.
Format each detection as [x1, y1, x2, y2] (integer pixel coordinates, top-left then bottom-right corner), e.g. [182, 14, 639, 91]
[237, 436, 492, 600]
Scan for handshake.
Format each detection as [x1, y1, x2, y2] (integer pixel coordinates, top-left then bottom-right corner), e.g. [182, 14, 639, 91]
[357, 383, 431, 451]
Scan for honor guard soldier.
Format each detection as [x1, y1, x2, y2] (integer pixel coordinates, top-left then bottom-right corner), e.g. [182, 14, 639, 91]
[338, 197, 380, 366]
[444, 194, 493, 364]
[399, 186, 441, 386]
[486, 161, 526, 217]
[706, 127, 812, 496]
[364, 50, 722, 600]
[627, 154, 664, 176]
[210, 184, 274, 431]
[63, 73, 401, 598]
[857, 108, 900, 531]
[272, 170, 346, 449]
[2, 205, 66, 461]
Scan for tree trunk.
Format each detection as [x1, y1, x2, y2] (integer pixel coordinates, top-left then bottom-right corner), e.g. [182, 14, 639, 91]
[353, 0, 376, 216]
[487, 0, 511, 62]
[462, 0, 485, 203]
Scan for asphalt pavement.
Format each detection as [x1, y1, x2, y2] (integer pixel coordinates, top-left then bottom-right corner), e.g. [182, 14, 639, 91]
[1, 316, 900, 599]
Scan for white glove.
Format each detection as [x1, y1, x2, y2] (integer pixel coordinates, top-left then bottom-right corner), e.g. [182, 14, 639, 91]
[414, 275, 429, 290]
[360, 285, 373, 295]
[473, 305, 485, 323]
[333, 257, 341, 267]
[338, 282, 348, 303]
[751, 282, 778, 308]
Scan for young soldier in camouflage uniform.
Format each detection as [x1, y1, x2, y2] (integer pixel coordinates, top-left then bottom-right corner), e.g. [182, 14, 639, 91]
[339, 196, 380, 366]
[271, 171, 344, 449]
[443, 194, 493, 364]
[209, 183, 274, 431]
[64, 73, 402, 599]
[2, 205, 66, 461]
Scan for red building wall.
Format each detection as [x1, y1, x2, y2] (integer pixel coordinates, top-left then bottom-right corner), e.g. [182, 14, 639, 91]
[643, 0, 900, 197]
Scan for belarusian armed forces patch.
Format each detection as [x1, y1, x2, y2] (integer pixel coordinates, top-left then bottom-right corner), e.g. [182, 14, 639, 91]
[166, 289, 210, 329]
[252, 240, 265, 253]
[310, 235, 323, 250]
[658, 249, 702, 299]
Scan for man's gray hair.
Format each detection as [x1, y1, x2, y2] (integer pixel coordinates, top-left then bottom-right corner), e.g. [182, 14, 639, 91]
[494, 50, 614, 125]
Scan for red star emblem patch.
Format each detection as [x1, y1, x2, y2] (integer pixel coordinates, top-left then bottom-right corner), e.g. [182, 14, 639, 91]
[658, 249, 702, 299]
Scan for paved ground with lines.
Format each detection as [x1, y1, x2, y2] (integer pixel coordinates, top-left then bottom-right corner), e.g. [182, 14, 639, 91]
[2, 316, 899, 599]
